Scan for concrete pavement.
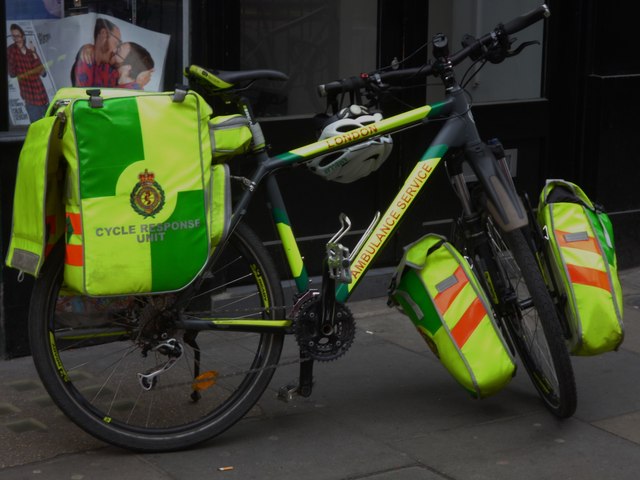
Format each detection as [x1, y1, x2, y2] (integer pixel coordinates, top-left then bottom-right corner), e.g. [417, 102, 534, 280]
[1, 267, 640, 479]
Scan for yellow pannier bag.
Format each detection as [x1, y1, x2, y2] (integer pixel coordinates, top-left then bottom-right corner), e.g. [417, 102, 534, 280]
[6, 87, 230, 296]
[209, 114, 253, 161]
[389, 234, 516, 398]
[537, 179, 624, 355]
[4, 115, 65, 276]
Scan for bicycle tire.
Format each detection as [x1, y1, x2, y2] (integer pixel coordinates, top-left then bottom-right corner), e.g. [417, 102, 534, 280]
[29, 222, 285, 452]
[489, 224, 577, 418]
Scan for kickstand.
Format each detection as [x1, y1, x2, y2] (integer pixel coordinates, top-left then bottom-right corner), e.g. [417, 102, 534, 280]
[183, 331, 202, 401]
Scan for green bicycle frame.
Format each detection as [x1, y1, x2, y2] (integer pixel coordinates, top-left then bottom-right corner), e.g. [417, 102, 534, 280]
[231, 99, 453, 294]
[184, 85, 528, 330]
[267, 101, 452, 297]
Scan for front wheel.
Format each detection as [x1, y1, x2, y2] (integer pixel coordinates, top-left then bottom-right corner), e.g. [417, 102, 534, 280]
[29, 222, 285, 452]
[487, 224, 577, 418]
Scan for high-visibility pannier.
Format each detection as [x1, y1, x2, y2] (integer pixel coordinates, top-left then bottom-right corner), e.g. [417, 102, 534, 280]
[6, 87, 230, 296]
[389, 234, 516, 398]
[537, 179, 624, 355]
[209, 114, 253, 161]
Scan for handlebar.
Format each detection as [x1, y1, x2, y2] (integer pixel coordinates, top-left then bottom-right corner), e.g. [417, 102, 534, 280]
[317, 4, 550, 98]
[502, 4, 549, 35]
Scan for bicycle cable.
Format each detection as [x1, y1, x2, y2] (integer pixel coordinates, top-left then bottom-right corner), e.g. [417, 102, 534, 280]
[374, 39, 434, 75]
[461, 58, 488, 89]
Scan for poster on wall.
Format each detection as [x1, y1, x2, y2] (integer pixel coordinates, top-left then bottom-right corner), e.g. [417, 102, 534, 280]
[6, 8, 170, 128]
[6, 20, 57, 126]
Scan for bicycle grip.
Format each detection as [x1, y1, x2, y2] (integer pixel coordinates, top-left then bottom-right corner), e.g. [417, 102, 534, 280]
[502, 4, 550, 35]
[317, 76, 365, 97]
[317, 81, 341, 97]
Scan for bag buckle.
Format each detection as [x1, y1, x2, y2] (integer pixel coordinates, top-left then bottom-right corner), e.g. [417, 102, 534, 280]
[86, 89, 103, 108]
[542, 225, 550, 240]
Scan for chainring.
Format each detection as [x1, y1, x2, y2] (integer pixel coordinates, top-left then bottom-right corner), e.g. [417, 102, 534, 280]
[294, 297, 355, 362]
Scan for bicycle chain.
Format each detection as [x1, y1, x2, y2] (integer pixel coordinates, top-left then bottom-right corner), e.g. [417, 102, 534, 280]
[151, 355, 310, 393]
[139, 304, 304, 392]
[140, 301, 313, 392]
[182, 304, 291, 320]
[213, 355, 311, 381]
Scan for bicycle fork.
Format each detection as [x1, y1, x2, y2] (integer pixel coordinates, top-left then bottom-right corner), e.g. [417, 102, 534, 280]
[448, 149, 516, 314]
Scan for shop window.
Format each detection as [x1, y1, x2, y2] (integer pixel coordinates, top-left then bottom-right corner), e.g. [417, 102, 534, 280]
[4, 0, 185, 129]
[238, 0, 378, 117]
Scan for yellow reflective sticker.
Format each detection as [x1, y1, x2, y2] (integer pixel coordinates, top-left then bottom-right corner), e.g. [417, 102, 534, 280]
[49, 331, 68, 382]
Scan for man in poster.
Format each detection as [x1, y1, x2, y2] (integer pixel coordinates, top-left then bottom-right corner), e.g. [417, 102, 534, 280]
[6, 23, 49, 122]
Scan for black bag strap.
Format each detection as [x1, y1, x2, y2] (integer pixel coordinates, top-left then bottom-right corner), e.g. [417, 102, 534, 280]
[426, 239, 446, 257]
[546, 184, 589, 208]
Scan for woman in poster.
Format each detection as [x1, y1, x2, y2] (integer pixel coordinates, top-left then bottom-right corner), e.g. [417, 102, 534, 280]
[6, 23, 50, 122]
[71, 17, 122, 87]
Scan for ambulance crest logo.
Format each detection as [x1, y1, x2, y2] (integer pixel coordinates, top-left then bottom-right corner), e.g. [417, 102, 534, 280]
[130, 169, 165, 218]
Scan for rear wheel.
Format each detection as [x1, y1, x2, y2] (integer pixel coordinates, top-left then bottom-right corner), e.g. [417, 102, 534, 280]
[29, 223, 285, 451]
[487, 222, 577, 418]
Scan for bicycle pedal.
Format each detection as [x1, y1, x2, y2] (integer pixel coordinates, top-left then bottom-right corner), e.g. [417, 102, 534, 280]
[277, 382, 303, 403]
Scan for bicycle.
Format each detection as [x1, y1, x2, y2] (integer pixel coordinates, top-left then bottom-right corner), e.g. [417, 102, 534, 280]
[27, 4, 576, 452]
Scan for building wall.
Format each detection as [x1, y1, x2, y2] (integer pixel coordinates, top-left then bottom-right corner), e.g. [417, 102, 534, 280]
[546, 0, 640, 266]
[1, 0, 638, 357]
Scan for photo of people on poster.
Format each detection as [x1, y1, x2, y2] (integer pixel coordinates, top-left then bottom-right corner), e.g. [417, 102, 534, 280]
[5, 1, 169, 128]
[70, 17, 156, 90]
[6, 22, 51, 122]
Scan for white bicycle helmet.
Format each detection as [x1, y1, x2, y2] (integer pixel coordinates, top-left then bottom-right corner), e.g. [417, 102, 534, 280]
[308, 105, 393, 183]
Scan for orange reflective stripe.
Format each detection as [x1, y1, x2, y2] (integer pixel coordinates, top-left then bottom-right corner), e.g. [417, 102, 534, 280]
[434, 266, 468, 313]
[555, 229, 600, 255]
[65, 244, 83, 266]
[567, 264, 610, 292]
[451, 297, 486, 348]
[66, 212, 83, 235]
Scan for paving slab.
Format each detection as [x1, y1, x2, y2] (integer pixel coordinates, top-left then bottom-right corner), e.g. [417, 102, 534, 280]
[0, 268, 638, 480]
[0, 450, 175, 480]
[146, 411, 418, 480]
[392, 412, 640, 480]
[0, 358, 103, 469]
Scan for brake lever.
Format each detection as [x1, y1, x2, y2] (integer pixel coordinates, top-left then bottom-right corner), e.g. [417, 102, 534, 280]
[505, 40, 540, 57]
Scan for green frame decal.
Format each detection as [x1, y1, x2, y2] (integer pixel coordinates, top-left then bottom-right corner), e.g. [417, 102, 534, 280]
[272, 207, 309, 292]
